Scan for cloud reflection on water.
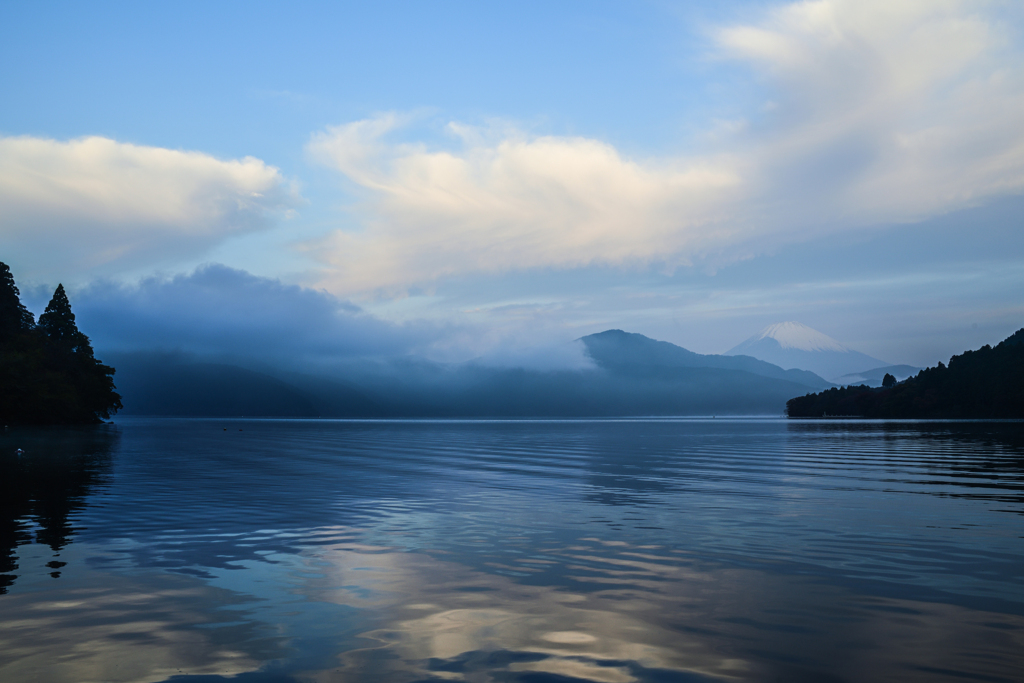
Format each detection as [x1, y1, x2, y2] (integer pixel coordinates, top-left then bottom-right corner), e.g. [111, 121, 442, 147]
[292, 532, 1024, 683]
[299, 536, 740, 682]
[2, 420, 1023, 682]
[0, 526, 1021, 683]
[0, 570, 284, 682]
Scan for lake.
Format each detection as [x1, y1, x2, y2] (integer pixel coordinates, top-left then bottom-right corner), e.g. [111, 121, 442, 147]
[1, 418, 1022, 682]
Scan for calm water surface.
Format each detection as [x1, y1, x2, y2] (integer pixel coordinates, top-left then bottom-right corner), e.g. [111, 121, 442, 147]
[1, 418, 1022, 682]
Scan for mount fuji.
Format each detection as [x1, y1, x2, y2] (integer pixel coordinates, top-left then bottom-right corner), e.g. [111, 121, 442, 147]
[725, 322, 889, 382]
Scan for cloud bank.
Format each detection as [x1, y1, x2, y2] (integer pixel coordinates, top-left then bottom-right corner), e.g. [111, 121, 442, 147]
[55, 264, 595, 372]
[69, 265, 421, 366]
[0, 136, 299, 282]
[305, 0, 1024, 295]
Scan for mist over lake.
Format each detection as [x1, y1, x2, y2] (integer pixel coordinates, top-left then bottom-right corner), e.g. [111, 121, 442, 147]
[2, 418, 1021, 682]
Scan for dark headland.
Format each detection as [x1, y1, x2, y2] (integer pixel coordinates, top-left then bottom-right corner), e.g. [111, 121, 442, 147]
[786, 328, 1024, 419]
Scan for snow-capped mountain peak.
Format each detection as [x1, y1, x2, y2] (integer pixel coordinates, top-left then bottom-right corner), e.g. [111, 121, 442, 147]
[725, 321, 889, 382]
[753, 322, 848, 353]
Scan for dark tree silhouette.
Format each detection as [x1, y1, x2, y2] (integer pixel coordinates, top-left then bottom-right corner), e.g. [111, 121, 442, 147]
[0, 265, 121, 424]
[38, 285, 81, 345]
[882, 373, 896, 388]
[0, 262, 35, 338]
[787, 328, 1024, 418]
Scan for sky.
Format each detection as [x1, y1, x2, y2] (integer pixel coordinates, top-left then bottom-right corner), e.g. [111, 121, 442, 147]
[2, 0, 1023, 368]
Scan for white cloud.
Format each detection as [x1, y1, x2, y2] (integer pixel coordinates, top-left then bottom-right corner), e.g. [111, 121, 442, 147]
[305, 0, 1024, 295]
[0, 135, 300, 282]
[306, 119, 739, 294]
[719, 0, 1024, 226]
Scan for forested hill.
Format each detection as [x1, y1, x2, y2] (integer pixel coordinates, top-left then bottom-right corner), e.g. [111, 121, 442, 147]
[786, 328, 1024, 418]
[0, 263, 121, 425]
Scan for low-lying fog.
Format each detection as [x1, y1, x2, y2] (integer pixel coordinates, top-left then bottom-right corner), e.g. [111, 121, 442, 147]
[18, 265, 833, 418]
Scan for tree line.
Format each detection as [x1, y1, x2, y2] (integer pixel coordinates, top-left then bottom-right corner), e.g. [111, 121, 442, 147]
[787, 328, 1024, 418]
[0, 262, 121, 424]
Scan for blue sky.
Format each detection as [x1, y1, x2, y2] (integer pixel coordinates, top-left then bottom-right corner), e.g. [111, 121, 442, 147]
[2, 0, 1023, 366]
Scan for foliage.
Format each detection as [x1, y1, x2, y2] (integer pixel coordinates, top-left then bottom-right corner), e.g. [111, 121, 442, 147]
[0, 264, 121, 425]
[0, 262, 35, 337]
[787, 329, 1024, 418]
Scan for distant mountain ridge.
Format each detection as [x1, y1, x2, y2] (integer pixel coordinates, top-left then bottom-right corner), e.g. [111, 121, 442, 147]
[581, 330, 832, 389]
[726, 321, 889, 381]
[107, 330, 834, 418]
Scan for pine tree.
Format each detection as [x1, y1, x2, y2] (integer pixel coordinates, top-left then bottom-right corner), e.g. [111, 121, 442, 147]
[1, 282, 121, 423]
[1, 262, 43, 423]
[0, 262, 35, 339]
[0, 281, 122, 424]
[37, 284, 121, 422]
[39, 284, 85, 348]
